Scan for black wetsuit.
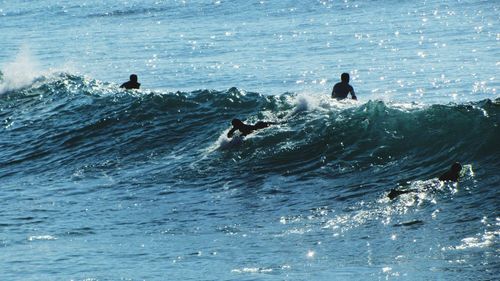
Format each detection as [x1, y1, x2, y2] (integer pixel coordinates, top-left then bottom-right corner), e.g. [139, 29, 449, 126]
[120, 81, 141, 89]
[332, 82, 356, 100]
[438, 170, 460, 181]
[227, 121, 271, 138]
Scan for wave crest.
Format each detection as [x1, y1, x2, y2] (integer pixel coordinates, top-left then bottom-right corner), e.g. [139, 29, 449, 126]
[1, 73, 499, 181]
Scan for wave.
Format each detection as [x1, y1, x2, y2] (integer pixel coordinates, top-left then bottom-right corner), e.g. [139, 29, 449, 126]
[83, 2, 231, 19]
[1, 73, 499, 183]
[85, 6, 175, 18]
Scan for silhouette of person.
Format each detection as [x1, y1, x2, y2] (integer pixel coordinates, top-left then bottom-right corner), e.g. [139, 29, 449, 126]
[388, 162, 463, 200]
[227, 118, 274, 138]
[387, 189, 410, 200]
[438, 162, 462, 182]
[120, 74, 141, 89]
[331, 73, 357, 100]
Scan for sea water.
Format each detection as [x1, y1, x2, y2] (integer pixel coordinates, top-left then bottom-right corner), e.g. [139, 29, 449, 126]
[1, 0, 499, 280]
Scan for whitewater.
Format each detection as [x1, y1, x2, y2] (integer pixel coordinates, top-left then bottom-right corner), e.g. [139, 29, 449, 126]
[1, 0, 499, 280]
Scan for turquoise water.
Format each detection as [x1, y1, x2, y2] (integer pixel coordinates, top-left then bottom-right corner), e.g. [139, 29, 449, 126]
[2, 0, 498, 101]
[1, 0, 499, 280]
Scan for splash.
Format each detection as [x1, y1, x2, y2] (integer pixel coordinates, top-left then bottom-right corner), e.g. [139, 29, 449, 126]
[0, 46, 40, 94]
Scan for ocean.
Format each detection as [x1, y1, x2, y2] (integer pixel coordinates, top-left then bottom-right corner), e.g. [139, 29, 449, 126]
[1, 0, 499, 280]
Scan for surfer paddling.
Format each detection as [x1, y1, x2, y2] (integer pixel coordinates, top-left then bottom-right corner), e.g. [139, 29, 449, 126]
[331, 73, 357, 100]
[387, 162, 463, 200]
[227, 118, 276, 138]
[438, 162, 462, 182]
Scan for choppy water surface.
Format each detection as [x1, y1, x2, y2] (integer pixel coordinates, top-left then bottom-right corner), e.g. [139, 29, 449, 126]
[1, 0, 499, 280]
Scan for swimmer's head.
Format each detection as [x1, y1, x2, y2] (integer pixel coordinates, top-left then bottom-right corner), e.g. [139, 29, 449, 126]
[451, 162, 462, 172]
[231, 118, 244, 128]
[130, 74, 138, 82]
[341, 73, 350, 83]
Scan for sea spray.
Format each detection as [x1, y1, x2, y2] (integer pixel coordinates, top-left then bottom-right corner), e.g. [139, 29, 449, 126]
[0, 47, 40, 94]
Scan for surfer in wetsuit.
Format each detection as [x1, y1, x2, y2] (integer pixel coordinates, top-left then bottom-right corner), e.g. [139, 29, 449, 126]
[438, 162, 462, 182]
[331, 73, 357, 100]
[387, 162, 463, 200]
[120, 74, 140, 89]
[227, 118, 274, 138]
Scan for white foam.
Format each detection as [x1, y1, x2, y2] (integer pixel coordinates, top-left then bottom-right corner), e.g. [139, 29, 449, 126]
[0, 46, 41, 94]
[28, 235, 57, 241]
[231, 267, 273, 274]
[217, 134, 243, 150]
[290, 91, 362, 115]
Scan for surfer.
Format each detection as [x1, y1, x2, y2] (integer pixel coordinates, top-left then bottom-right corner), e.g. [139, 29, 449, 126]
[331, 73, 357, 100]
[120, 74, 141, 89]
[387, 162, 463, 200]
[227, 118, 275, 138]
[438, 162, 462, 182]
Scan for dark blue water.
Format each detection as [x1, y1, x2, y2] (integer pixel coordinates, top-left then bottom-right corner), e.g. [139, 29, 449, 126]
[1, 0, 499, 280]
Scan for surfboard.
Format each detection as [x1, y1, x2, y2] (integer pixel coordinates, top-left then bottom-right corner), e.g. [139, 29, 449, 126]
[219, 135, 243, 150]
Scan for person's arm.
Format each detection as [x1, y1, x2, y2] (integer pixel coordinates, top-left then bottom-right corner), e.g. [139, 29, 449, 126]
[350, 86, 357, 100]
[331, 85, 336, 98]
[227, 127, 237, 138]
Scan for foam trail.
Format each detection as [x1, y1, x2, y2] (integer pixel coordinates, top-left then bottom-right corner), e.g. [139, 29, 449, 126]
[0, 47, 40, 94]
